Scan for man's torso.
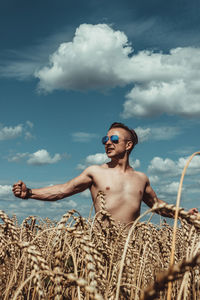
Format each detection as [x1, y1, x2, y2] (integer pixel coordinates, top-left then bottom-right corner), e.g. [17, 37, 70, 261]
[88, 164, 148, 224]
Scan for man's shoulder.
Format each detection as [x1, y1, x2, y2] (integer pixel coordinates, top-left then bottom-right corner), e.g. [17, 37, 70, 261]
[83, 164, 106, 174]
[133, 170, 149, 182]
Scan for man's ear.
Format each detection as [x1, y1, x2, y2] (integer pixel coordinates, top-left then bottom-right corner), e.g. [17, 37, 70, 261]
[126, 140, 133, 152]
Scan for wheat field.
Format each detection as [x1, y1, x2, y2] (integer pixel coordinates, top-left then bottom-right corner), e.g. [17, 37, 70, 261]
[1, 189, 200, 300]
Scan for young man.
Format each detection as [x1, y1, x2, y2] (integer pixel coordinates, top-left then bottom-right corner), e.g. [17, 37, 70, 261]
[12, 122, 198, 224]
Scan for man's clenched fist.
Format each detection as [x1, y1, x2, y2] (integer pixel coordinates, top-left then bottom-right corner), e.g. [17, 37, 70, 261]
[12, 180, 30, 199]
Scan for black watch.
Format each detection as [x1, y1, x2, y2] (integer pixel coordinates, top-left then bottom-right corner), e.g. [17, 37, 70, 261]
[25, 188, 32, 199]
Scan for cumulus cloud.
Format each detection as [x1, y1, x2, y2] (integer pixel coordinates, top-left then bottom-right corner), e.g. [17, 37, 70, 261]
[123, 80, 200, 118]
[65, 199, 77, 207]
[149, 175, 159, 185]
[81, 189, 91, 198]
[34, 24, 200, 117]
[0, 185, 14, 200]
[135, 127, 151, 143]
[0, 124, 23, 140]
[135, 125, 182, 143]
[177, 156, 200, 175]
[130, 158, 140, 169]
[85, 153, 109, 165]
[77, 152, 140, 170]
[77, 153, 109, 170]
[50, 199, 77, 208]
[148, 155, 200, 177]
[151, 126, 182, 140]
[122, 47, 200, 118]
[27, 149, 62, 165]
[160, 181, 182, 196]
[0, 122, 35, 141]
[72, 132, 98, 142]
[8, 149, 64, 166]
[35, 24, 132, 92]
[148, 157, 178, 176]
[8, 152, 29, 163]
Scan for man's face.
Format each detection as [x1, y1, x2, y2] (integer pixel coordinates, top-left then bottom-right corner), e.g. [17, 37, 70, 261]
[104, 128, 132, 158]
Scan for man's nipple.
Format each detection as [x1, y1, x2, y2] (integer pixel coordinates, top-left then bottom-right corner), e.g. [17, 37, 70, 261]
[106, 186, 110, 191]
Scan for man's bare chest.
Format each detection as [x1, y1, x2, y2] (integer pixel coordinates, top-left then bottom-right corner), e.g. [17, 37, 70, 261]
[92, 170, 146, 197]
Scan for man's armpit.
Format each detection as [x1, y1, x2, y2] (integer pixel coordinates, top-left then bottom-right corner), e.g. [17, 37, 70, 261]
[142, 185, 157, 208]
[142, 193, 155, 208]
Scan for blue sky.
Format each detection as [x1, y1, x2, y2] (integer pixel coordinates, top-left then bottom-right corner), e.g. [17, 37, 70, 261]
[0, 0, 200, 223]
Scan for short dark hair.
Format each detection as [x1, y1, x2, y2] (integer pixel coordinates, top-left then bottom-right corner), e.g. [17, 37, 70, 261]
[109, 122, 138, 152]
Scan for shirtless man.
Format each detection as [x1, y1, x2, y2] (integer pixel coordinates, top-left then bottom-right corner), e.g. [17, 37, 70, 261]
[12, 122, 198, 224]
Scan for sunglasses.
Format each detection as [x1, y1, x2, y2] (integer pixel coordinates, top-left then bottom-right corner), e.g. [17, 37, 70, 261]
[102, 135, 119, 145]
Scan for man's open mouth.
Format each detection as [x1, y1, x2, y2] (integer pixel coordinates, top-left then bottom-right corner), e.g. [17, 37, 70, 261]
[106, 148, 114, 152]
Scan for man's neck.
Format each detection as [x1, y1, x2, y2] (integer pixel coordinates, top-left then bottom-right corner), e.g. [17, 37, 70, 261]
[108, 155, 132, 172]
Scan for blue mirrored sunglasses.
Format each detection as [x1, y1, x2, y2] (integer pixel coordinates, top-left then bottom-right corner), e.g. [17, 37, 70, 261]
[102, 135, 119, 145]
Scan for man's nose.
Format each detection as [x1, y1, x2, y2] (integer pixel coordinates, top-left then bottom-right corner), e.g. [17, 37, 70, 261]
[105, 138, 112, 145]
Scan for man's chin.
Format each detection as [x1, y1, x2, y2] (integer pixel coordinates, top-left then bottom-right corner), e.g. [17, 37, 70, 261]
[106, 152, 115, 158]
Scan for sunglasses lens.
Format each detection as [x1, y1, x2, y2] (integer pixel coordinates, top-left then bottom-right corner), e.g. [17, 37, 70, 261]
[111, 135, 119, 143]
[102, 136, 109, 144]
[102, 135, 119, 144]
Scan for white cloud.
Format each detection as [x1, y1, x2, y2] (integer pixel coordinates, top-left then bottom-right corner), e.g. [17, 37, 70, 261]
[122, 80, 197, 118]
[149, 175, 159, 184]
[65, 200, 77, 207]
[135, 127, 151, 142]
[177, 155, 200, 175]
[72, 132, 98, 142]
[50, 199, 77, 210]
[160, 181, 182, 196]
[8, 149, 65, 166]
[0, 124, 23, 140]
[0, 121, 35, 141]
[0, 185, 14, 200]
[76, 163, 87, 171]
[8, 152, 29, 163]
[77, 152, 109, 170]
[19, 201, 32, 208]
[148, 155, 200, 177]
[0, 185, 12, 196]
[135, 126, 182, 143]
[77, 153, 140, 170]
[148, 157, 178, 176]
[122, 47, 200, 118]
[151, 126, 182, 140]
[130, 158, 140, 169]
[154, 181, 180, 202]
[27, 149, 62, 165]
[35, 24, 132, 92]
[81, 189, 91, 198]
[47, 199, 78, 210]
[85, 153, 109, 165]
[35, 24, 200, 117]
[1, 23, 199, 118]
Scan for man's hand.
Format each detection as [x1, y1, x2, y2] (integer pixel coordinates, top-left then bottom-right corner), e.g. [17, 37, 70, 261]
[12, 180, 30, 199]
[188, 207, 198, 215]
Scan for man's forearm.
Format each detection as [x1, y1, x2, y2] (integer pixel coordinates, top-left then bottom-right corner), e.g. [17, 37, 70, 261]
[156, 198, 174, 218]
[27, 184, 69, 201]
[13, 170, 92, 201]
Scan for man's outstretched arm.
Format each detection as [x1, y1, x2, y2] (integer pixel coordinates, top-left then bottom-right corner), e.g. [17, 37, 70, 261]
[12, 167, 93, 201]
[142, 180, 198, 218]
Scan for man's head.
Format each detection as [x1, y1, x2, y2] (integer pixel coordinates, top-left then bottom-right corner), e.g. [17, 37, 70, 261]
[102, 122, 138, 157]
